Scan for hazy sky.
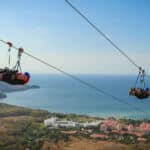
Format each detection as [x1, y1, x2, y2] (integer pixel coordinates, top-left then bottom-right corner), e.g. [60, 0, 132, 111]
[0, 0, 149, 74]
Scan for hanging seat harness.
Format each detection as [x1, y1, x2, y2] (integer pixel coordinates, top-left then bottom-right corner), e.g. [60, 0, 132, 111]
[0, 42, 30, 85]
[129, 67, 150, 99]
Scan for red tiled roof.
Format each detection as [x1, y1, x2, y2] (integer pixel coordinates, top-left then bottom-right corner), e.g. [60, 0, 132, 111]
[90, 134, 108, 139]
[137, 137, 146, 142]
[112, 130, 144, 137]
[61, 130, 77, 134]
[101, 119, 125, 130]
[139, 123, 150, 131]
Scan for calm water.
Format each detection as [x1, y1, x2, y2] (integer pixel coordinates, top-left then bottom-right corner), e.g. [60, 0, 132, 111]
[3, 74, 150, 119]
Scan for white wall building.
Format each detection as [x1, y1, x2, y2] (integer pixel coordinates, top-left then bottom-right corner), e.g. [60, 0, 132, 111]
[44, 117, 58, 127]
[44, 117, 102, 129]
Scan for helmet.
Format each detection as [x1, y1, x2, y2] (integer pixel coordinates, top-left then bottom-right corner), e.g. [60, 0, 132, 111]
[24, 72, 30, 84]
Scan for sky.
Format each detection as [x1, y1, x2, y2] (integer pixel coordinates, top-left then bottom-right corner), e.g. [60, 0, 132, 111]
[0, 0, 150, 74]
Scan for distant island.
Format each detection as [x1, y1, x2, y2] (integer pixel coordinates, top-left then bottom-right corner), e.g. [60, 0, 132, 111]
[0, 103, 150, 150]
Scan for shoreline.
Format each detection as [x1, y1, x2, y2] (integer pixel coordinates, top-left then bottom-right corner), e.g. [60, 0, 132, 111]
[0, 102, 146, 120]
[1, 101, 149, 120]
[0, 102, 150, 150]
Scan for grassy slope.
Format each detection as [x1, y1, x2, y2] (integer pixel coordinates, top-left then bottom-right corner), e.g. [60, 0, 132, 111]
[0, 103, 150, 150]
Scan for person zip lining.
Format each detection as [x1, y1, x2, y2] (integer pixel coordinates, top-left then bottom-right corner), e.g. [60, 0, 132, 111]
[0, 1, 148, 99]
[0, 42, 30, 85]
[0, 38, 148, 117]
[64, 0, 150, 99]
[0, 0, 149, 118]
[129, 68, 150, 99]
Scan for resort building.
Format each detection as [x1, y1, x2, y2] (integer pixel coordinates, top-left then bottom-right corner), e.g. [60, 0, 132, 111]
[44, 117, 101, 128]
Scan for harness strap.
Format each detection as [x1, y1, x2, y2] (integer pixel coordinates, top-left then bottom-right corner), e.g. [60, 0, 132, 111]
[13, 48, 24, 72]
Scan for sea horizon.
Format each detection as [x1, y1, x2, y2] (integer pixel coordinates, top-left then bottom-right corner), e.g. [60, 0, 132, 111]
[2, 74, 150, 120]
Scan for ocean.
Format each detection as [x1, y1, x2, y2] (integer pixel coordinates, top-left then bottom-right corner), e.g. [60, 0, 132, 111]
[2, 74, 150, 119]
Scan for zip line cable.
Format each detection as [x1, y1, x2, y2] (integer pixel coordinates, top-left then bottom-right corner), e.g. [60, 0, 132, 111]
[64, 0, 150, 83]
[0, 38, 148, 117]
[0, 1, 149, 117]
[64, 0, 141, 70]
[0, 1, 148, 117]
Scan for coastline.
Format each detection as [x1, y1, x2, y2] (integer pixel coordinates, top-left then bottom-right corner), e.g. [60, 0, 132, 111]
[0, 103, 150, 150]
[2, 100, 148, 120]
[2, 74, 150, 120]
